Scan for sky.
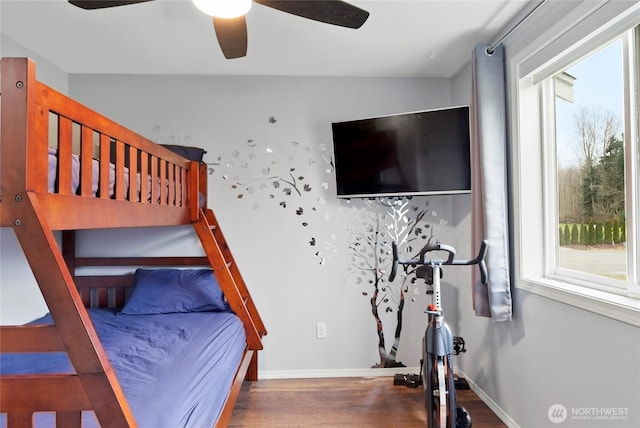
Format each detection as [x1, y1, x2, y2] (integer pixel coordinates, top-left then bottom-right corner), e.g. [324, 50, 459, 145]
[555, 38, 624, 168]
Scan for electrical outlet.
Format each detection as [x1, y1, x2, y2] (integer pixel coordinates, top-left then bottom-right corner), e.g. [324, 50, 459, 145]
[316, 322, 327, 339]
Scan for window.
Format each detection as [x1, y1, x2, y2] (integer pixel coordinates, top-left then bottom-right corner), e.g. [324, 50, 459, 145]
[552, 37, 631, 290]
[514, 3, 640, 325]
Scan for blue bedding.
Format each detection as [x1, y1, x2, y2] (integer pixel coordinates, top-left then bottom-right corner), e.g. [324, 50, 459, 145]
[1, 308, 246, 427]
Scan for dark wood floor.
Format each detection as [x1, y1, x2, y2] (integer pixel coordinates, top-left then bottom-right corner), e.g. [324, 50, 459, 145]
[229, 376, 506, 427]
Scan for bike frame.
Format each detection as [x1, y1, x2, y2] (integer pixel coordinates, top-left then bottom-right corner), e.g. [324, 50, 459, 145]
[389, 239, 488, 428]
[424, 262, 456, 428]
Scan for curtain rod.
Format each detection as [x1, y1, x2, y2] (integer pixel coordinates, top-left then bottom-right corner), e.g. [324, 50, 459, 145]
[487, 0, 548, 54]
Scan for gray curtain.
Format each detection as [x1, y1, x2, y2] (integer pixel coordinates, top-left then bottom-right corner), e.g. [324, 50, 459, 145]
[470, 43, 512, 321]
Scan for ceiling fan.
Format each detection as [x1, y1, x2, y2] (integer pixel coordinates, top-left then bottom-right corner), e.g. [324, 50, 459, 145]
[68, 0, 369, 59]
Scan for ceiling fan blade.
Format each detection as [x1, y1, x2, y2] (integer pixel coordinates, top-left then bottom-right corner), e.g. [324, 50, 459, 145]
[213, 17, 248, 59]
[68, 0, 153, 10]
[255, 0, 369, 29]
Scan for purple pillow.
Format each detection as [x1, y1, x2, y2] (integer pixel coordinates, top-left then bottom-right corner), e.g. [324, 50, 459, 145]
[120, 269, 229, 315]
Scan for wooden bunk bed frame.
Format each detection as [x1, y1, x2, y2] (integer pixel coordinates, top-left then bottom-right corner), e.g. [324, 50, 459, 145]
[0, 57, 267, 427]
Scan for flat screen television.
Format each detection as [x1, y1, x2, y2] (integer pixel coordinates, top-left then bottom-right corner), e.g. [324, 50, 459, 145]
[331, 105, 471, 199]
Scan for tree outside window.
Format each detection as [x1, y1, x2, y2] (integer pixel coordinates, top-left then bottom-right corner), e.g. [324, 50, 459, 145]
[554, 38, 628, 282]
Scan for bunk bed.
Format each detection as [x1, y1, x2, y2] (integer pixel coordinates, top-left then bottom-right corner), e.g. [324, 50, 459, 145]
[0, 57, 267, 428]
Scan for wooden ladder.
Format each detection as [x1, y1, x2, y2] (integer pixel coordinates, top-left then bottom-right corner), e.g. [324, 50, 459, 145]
[193, 208, 266, 350]
[0, 192, 136, 428]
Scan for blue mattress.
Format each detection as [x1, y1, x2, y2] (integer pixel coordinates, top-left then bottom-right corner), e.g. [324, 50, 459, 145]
[1, 308, 246, 427]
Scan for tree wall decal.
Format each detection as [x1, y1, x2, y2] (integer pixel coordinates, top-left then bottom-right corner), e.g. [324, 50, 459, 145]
[197, 116, 445, 368]
[344, 199, 438, 367]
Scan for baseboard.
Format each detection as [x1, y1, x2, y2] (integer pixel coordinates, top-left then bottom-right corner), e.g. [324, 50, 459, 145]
[456, 368, 520, 428]
[259, 367, 422, 380]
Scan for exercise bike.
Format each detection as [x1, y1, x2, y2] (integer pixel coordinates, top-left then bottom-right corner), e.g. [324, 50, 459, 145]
[389, 239, 488, 428]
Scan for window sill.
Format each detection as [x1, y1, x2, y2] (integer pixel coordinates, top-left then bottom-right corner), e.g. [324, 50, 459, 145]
[517, 277, 640, 327]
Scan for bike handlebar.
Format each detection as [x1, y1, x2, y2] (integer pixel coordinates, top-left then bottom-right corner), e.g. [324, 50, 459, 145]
[389, 239, 488, 284]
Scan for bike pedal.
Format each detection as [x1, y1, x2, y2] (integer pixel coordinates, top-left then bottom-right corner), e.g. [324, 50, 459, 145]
[454, 376, 470, 390]
[405, 374, 421, 388]
[453, 336, 467, 355]
[393, 374, 407, 385]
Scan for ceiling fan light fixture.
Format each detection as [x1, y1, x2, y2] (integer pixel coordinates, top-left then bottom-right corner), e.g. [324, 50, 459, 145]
[192, 0, 251, 18]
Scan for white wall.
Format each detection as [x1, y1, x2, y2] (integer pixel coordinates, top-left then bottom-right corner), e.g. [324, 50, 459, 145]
[0, 36, 69, 324]
[67, 73, 472, 375]
[0, 62, 473, 376]
[0, 35, 69, 92]
[448, 2, 640, 427]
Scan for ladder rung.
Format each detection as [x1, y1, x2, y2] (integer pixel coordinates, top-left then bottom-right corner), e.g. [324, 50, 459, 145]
[198, 208, 266, 346]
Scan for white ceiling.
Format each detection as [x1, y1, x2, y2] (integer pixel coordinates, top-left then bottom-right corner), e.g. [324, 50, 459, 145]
[1, 0, 531, 78]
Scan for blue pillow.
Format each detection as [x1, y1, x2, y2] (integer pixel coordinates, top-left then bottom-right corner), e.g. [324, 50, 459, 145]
[120, 269, 229, 315]
[161, 144, 206, 162]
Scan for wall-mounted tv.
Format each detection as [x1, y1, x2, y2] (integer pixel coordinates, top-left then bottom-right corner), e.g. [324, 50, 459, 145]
[331, 106, 471, 199]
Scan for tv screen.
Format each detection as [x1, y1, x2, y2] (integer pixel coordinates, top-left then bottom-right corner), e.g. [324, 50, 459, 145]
[331, 106, 471, 199]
